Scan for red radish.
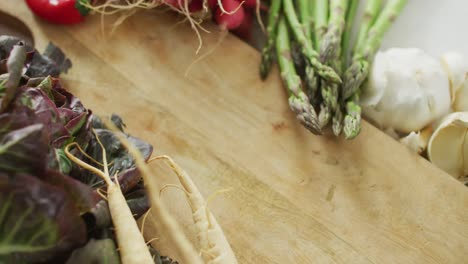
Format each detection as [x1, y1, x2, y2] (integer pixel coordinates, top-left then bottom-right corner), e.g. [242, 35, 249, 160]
[243, 0, 258, 9]
[208, 0, 218, 10]
[232, 9, 253, 41]
[214, 0, 245, 30]
[25, 0, 90, 25]
[188, 0, 204, 12]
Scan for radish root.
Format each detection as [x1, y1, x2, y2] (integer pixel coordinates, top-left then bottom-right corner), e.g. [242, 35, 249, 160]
[184, 29, 227, 76]
[255, 0, 265, 34]
[85, 0, 209, 55]
[217, 0, 245, 15]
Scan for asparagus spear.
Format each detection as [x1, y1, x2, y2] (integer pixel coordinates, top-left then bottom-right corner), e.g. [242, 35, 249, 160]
[318, 0, 348, 131]
[320, 0, 348, 63]
[332, 107, 343, 135]
[298, 0, 312, 42]
[342, 0, 407, 99]
[259, 0, 281, 80]
[341, 0, 359, 70]
[354, 0, 383, 57]
[343, 0, 408, 139]
[297, 0, 319, 97]
[333, 0, 359, 135]
[343, 93, 362, 139]
[283, 0, 341, 84]
[312, 0, 328, 125]
[313, 0, 328, 51]
[276, 16, 321, 135]
[309, 0, 316, 45]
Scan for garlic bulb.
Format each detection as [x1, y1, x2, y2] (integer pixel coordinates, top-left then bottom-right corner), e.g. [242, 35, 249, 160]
[427, 112, 468, 180]
[361, 48, 451, 134]
[440, 52, 468, 111]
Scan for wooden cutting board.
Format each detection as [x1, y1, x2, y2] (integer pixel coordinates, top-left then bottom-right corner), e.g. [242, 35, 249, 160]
[2, 2, 467, 263]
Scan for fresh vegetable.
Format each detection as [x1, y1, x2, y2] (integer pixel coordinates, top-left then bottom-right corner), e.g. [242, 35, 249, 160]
[85, 0, 261, 38]
[283, 0, 341, 84]
[318, 0, 348, 134]
[399, 127, 433, 154]
[25, 0, 91, 25]
[342, 0, 407, 139]
[276, 16, 321, 134]
[259, 0, 407, 139]
[313, 0, 329, 51]
[106, 121, 206, 264]
[65, 131, 154, 264]
[152, 155, 238, 264]
[214, 0, 245, 30]
[440, 52, 468, 112]
[361, 48, 451, 134]
[259, 0, 281, 80]
[0, 35, 177, 263]
[427, 112, 468, 184]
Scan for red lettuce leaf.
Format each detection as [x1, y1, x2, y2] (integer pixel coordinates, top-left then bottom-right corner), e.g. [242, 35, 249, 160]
[0, 173, 86, 263]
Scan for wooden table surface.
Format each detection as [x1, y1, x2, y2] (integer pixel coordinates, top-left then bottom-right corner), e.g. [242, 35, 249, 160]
[2, 1, 467, 263]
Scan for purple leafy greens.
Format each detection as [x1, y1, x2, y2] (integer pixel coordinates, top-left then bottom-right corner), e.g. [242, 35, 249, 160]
[0, 35, 154, 263]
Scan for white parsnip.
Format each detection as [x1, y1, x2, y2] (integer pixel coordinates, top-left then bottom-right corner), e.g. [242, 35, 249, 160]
[104, 120, 205, 264]
[65, 130, 154, 264]
[153, 155, 238, 264]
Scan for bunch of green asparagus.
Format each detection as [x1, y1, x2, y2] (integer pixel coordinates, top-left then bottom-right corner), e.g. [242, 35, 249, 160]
[260, 0, 407, 139]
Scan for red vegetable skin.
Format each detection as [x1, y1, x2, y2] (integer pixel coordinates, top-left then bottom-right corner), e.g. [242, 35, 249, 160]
[214, 0, 245, 30]
[243, 0, 257, 9]
[188, 0, 204, 12]
[208, 0, 218, 10]
[231, 9, 253, 41]
[25, 0, 90, 25]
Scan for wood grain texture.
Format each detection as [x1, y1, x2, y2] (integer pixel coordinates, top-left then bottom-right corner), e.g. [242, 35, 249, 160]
[2, 1, 467, 263]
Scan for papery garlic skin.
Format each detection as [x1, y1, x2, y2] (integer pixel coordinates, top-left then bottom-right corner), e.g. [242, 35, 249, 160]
[427, 112, 468, 180]
[361, 48, 451, 134]
[440, 52, 467, 106]
[440, 51, 468, 103]
[399, 126, 433, 154]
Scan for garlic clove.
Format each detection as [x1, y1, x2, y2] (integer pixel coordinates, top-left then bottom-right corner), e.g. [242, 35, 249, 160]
[399, 126, 433, 154]
[453, 80, 468, 112]
[427, 112, 468, 180]
[440, 52, 468, 105]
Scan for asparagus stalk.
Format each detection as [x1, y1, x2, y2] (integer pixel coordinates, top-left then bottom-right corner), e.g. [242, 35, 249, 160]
[343, 93, 361, 139]
[354, 0, 383, 56]
[298, 0, 319, 97]
[341, 0, 359, 70]
[342, 0, 407, 99]
[259, 0, 281, 80]
[291, 41, 306, 77]
[363, 0, 408, 57]
[283, 0, 341, 84]
[314, 0, 328, 51]
[298, 0, 312, 42]
[334, 0, 359, 135]
[343, 0, 408, 139]
[276, 16, 321, 135]
[309, 0, 316, 45]
[332, 103, 343, 135]
[319, 0, 348, 63]
[318, 0, 348, 130]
